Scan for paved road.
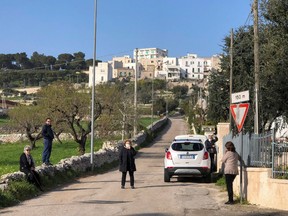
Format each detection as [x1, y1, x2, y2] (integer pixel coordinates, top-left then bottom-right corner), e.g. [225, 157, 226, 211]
[1, 116, 288, 216]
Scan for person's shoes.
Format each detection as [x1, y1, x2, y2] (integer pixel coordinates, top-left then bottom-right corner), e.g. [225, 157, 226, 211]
[225, 201, 234, 205]
[121, 186, 125, 189]
[131, 186, 135, 189]
[47, 162, 53, 166]
[42, 162, 48, 166]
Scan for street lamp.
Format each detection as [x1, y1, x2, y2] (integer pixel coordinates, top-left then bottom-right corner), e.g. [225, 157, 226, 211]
[90, 0, 97, 170]
[134, 48, 138, 137]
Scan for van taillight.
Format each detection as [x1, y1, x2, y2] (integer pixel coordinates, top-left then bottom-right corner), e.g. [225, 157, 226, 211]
[166, 151, 172, 160]
[203, 152, 209, 160]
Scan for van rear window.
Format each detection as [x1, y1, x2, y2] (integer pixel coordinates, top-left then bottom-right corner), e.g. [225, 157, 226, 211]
[172, 142, 203, 151]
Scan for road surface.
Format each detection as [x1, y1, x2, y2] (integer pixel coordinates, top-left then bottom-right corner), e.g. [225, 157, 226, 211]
[1, 116, 288, 216]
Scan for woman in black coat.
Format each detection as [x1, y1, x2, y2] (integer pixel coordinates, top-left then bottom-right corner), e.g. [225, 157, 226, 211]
[20, 145, 43, 191]
[119, 139, 137, 189]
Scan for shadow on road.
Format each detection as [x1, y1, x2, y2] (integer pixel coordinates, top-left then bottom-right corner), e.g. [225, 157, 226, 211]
[125, 214, 170, 216]
[79, 200, 131, 204]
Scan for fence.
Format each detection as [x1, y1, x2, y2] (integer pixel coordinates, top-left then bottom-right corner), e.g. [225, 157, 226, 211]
[272, 141, 288, 179]
[223, 130, 288, 179]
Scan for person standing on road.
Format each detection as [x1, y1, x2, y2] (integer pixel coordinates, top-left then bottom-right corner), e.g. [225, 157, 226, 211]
[221, 141, 242, 205]
[20, 145, 43, 191]
[119, 139, 137, 189]
[205, 134, 218, 172]
[42, 117, 54, 166]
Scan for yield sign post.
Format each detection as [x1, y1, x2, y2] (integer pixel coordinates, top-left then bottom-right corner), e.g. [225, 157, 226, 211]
[230, 103, 250, 132]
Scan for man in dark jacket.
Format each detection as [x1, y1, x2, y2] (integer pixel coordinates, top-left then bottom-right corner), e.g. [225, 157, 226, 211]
[205, 134, 218, 172]
[119, 139, 137, 189]
[42, 118, 54, 166]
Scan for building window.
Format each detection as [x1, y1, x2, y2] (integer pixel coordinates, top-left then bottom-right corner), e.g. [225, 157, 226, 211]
[192, 68, 195, 72]
[198, 68, 200, 73]
[101, 76, 104, 81]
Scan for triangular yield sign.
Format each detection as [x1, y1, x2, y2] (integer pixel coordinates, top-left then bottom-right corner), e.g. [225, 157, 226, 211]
[230, 103, 250, 132]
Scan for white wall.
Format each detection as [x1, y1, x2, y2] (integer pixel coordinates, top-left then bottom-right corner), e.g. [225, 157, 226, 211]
[88, 63, 112, 86]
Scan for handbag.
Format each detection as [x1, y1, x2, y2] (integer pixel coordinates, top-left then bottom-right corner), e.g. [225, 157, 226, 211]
[208, 147, 216, 154]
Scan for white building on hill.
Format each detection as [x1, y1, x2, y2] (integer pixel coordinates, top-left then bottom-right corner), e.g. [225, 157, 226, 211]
[88, 62, 112, 86]
[134, 48, 168, 60]
[88, 48, 221, 86]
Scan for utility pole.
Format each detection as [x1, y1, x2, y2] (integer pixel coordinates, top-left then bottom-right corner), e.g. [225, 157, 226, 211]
[229, 28, 233, 132]
[133, 48, 138, 137]
[166, 81, 169, 117]
[253, 0, 259, 134]
[151, 70, 154, 130]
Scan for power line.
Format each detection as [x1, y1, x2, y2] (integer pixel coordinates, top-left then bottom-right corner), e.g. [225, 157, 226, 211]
[232, 1, 254, 46]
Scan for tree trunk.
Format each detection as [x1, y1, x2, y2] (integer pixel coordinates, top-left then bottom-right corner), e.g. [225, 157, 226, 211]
[78, 135, 87, 155]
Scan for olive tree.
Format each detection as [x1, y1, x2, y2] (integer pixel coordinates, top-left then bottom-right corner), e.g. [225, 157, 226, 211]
[37, 81, 101, 154]
[8, 105, 43, 148]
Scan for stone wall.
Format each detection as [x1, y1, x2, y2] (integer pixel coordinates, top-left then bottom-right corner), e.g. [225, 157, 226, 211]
[0, 133, 73, 144]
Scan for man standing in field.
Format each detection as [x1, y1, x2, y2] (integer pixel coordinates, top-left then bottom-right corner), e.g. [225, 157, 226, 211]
[42, 118, 54, 166]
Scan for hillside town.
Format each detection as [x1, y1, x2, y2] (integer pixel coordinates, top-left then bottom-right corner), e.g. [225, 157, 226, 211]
[87, 48, 221, 86]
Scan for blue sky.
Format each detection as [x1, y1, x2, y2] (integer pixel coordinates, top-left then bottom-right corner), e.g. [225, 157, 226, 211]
[0, 0, 253, 61]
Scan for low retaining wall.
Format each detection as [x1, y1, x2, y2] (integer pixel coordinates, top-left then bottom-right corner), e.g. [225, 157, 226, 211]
[233, 167, 288, 211]
[0, 117, 168, 190]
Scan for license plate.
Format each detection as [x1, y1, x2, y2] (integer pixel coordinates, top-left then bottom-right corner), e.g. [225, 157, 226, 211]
[179, 154, 195, 159]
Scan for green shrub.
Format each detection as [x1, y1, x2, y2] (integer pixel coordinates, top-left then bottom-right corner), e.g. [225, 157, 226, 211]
[215, 176, 226, 187]
[0, 180, 38, 207]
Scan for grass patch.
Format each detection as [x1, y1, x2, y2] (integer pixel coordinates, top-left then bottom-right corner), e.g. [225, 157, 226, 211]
[0, 139, 103, 177]
[234, 196, 250, 205]
[215, 176, 226, 191]
[0, 116, 9, 126]
[138, 117, 160, 128]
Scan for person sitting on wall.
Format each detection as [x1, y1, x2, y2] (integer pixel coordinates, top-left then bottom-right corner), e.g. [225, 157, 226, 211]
[20, 145, 43, 191]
